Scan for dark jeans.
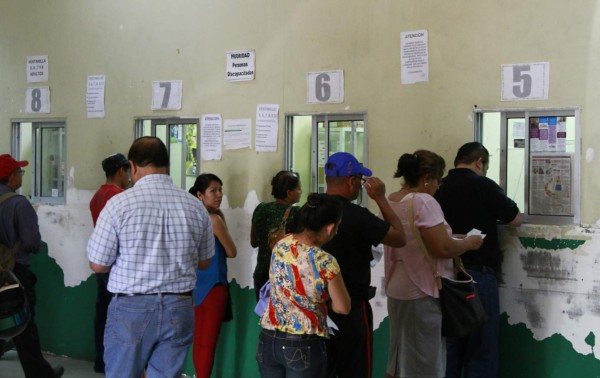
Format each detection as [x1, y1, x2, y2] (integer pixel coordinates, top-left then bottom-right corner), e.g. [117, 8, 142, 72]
[257, 329, 327, 378]
[94, 272, 111, 370]
[446, 269, 500, 378]
[326, 298, 373, 378]
[11, 264, 56, 378]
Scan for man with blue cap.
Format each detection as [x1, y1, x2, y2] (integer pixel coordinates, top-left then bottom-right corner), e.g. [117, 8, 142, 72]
[322, 152, 406, 378]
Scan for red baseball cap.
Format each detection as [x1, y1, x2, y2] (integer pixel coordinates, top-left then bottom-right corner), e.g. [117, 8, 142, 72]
[0, 154, 28, 180]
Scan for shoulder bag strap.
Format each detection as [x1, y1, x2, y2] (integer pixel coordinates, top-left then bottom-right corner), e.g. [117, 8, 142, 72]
[0, 192, 20, 271]
[0, 192, 18, 205]
[406, 193, 443, 289]
[280, 206, 292, 226]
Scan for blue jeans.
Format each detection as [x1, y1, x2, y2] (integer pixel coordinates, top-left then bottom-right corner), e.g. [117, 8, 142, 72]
[446, 269, 500, 378]
[257, 329, 328, 378]
[104, 293, 194, 378]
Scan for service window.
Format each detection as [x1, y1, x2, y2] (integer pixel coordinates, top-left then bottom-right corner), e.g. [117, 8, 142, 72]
[134, 118, 199, 190]
[474, 108, 580, 225]
[11, 120, 67, 204]
[284, 113, 367, 205]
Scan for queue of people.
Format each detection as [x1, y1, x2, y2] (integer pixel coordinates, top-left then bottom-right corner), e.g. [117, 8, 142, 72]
[0, 137, 520, 378]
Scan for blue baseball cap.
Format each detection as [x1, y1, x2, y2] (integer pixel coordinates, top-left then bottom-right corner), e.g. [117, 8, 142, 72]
[325, 152, 372, 177]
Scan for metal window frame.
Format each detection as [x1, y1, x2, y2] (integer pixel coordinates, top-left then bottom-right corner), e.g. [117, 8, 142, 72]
[473, 107, 580, 225]
[284, 112, 368, 202]
[11, 119, 67, 205]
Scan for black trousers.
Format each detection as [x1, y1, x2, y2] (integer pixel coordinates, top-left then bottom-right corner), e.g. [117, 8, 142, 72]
[327, 298, 374, 378]
[12, 264, 55, 378]
[94, 272, 111, 369]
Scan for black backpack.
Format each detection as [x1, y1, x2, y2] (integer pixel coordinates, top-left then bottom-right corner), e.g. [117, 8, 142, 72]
[0, 192, 30, 339]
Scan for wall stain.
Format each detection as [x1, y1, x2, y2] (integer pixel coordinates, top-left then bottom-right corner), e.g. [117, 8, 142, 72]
[519, 250, 575, 281]
[515, 288, 544, 328]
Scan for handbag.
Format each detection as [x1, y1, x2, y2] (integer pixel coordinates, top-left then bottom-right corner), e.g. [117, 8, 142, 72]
[406, 193, 487, 338]
[267, 206, 292, 250]
[0, 269, 30, 339]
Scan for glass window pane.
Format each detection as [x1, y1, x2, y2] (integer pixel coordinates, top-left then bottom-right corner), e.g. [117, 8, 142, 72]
[506, 118, 526, 211]
[316, 121, 326, 193]
[481, 112, 501, 184]
[35, 125, 65, 200]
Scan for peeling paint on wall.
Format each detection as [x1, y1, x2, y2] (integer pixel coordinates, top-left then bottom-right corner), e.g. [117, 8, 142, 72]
[501, 225, 600, 360]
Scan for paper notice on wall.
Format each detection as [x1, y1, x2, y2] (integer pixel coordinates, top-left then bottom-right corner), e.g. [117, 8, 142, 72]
[224, 118, 251, 150]
[255, 104, 279, 152]
[27, 55, 48, 83]
[529, 155, 573, 216]
[201, 114, 222, 160]
[400, 30, 428, 84]
[86, 75, 106, 118]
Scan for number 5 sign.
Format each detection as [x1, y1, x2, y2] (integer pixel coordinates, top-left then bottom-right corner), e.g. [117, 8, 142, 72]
[501, 62, 549, 101]
[152, 80, 182, 110]
[307, 70, 344, 104]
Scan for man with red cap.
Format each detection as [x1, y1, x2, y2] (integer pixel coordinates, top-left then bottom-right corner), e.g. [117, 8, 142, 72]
[89, 153, 130, 374]
[0, 154, 64, 377]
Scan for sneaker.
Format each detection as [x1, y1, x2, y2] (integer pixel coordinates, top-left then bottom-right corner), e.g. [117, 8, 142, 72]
[0, 339, 14, 358]
[52, 366, 65, 377]
[93, 361, 105, 373]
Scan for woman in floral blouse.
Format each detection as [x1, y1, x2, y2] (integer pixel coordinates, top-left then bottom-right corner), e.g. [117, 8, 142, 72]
[257, 193, 350, 378]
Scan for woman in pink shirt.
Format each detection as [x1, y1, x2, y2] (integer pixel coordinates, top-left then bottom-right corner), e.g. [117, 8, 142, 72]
[383, 150, 483, 378]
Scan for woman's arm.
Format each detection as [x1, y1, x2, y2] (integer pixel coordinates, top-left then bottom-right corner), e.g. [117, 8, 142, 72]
[421, 224, 483, 259]
[250, 223, 258, 248]
[328, 273, 351, 315]
[211, 213, 237, 258]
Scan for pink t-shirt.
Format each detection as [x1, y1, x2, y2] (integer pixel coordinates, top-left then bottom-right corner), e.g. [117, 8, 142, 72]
[383, 193, 454, 300]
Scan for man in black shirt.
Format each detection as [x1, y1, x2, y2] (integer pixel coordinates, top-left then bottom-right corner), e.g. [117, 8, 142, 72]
[435, 142, 521, 378]
[322, 152, 405, 378]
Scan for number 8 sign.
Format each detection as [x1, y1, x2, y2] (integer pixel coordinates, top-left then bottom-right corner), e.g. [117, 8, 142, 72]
[501, 62, 549, 101]
[25, 87, 50, 113]
[307, 70, 344, 104]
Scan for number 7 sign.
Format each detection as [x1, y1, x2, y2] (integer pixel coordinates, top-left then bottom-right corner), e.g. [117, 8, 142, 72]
[152, 80, 182, 110]
[501, 62, 549, 101]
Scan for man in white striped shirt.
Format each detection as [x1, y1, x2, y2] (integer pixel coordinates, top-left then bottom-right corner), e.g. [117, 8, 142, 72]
[87, 137, 214, 378]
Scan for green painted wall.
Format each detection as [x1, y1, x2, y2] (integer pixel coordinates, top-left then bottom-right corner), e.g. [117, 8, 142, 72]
[31, 237, 600, 378]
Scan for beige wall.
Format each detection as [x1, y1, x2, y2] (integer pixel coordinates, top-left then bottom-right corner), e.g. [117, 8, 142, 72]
[3, 0, 600, 360]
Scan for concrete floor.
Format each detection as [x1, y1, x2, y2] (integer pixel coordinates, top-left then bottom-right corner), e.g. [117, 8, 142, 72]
[0, 350, 96, 378]
[0, 349, 194, 377]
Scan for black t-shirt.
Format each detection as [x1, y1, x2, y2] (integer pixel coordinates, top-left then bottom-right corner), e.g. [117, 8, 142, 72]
[322, 196, 390, 300]
[434, 168, 520, 271]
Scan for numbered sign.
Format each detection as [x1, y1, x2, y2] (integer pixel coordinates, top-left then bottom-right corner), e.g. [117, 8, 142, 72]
[501, 62, 549, 101]
[25, 87, 50, 113]
[307, 70, 344, 104]
[151, 80, 182, 110]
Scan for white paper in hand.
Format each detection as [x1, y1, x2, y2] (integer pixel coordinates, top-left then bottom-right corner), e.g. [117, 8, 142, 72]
[467, 228, 486, 239]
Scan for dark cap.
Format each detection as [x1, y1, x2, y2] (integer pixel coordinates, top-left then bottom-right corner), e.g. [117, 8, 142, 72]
[324, 152, 372, 177]
[0, 154, 28, 180]
[101, 153, 129, 174]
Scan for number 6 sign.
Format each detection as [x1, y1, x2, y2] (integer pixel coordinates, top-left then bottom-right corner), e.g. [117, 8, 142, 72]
[501, 62, 549, 101]
[307, 70, 344, 104]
